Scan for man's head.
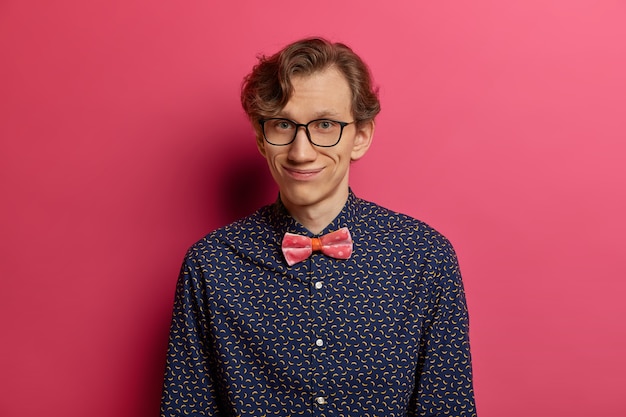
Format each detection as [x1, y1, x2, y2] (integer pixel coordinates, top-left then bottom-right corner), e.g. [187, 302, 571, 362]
[241, 38, 380, 229]
[241, 37, 381, 137]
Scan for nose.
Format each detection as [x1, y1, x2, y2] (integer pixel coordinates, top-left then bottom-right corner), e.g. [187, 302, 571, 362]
[287, 126, 317, 162]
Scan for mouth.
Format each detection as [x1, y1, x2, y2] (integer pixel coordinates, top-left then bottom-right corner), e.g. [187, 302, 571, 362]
[283, 167, 323, 180]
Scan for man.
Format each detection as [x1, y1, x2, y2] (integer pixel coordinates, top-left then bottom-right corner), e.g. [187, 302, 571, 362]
[161, 37, 476, 416]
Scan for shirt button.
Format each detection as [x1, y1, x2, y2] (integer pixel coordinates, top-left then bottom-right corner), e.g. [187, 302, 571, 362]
[315, 338, 324, 347]
[315, 396, 327, 405]
[314, 281, 323, 289]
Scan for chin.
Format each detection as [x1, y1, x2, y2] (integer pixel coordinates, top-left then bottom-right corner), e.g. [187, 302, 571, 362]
[281, 191, 320, 208]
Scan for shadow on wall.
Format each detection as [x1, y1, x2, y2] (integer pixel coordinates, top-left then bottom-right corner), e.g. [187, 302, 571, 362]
[145, 131, 277, 416]
[216, 135, 277, 224]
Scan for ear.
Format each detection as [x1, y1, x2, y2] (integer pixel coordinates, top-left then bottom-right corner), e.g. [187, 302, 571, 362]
[254, 127, 266, 157]
[351, 120, 374, 161]
[256, 134, 267, 157]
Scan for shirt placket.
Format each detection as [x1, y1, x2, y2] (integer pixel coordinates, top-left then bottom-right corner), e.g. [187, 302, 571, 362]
[309, 255, 330, 415]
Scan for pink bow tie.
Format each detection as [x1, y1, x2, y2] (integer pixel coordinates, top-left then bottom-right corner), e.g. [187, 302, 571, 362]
[281, 227, 353, 266]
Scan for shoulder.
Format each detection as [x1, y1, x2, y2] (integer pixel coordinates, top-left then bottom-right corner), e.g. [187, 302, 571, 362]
[356, 198, 454, 252]
[188, 205, 270, 248]
[353, 198, 463, 299]
[183, 204, 282, 268]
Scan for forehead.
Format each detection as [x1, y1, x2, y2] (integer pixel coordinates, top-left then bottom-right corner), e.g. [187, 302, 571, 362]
[281, 67, 352, 119]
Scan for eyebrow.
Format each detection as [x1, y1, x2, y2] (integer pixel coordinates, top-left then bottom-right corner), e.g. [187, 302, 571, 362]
[312, 109, 342, 119]
[277, 109, 343, 120]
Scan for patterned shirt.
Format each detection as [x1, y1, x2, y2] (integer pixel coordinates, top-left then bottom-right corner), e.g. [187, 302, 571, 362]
[161, 191, 476, 416]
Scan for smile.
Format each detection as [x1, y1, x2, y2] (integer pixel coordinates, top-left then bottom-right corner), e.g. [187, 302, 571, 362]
[283, 167, 323, 180]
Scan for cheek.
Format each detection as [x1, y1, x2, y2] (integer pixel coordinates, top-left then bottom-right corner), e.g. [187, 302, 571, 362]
[265, 150, 285, 168]
[329, 145, 354, 163]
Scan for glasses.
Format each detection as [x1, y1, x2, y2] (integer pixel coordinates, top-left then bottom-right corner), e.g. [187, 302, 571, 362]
[259, 118, 354, 147]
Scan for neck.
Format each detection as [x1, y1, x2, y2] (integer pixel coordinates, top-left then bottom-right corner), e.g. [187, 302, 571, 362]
[282, 189, 349, 235]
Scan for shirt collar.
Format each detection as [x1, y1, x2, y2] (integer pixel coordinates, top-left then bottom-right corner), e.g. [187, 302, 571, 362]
[269, 189, 361, 238]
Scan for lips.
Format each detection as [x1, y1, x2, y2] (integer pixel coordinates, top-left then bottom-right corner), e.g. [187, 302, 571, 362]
[283, 167, 323, 180]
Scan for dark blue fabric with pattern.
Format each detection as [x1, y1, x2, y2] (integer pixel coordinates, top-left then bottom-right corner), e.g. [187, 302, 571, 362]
[161, 191, 476, 416]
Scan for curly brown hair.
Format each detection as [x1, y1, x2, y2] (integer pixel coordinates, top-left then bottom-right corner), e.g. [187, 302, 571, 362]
[241, 37, 380, 135]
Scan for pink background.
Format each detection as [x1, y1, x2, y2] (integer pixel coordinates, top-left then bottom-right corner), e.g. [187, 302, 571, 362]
[1, 1, 625, 416]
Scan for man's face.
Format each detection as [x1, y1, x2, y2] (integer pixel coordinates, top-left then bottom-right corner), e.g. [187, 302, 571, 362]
[257, 67, 373, 218]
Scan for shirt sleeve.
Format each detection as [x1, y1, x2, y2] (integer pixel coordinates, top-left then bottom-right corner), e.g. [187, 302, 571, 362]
[408, 239, 477, 417]
[160, 253, 222, 417]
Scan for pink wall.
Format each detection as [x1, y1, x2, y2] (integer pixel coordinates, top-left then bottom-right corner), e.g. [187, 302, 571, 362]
[1, 1, 625, 416]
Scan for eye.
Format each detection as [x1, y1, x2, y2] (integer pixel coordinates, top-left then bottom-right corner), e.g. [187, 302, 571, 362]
[272, 119, 295, 130]
[313, 120, 337, 130]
